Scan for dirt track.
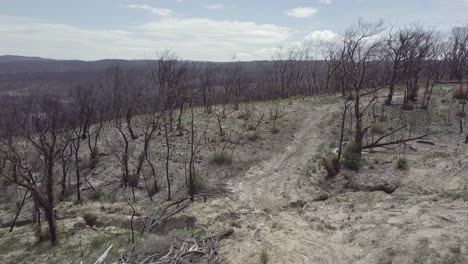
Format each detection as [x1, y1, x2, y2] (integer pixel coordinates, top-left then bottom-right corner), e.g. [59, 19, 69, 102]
[188, 101, 468, 264]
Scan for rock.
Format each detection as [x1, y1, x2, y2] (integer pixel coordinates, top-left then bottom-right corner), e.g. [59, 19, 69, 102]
[346, 173, 398, 194]
[290, 200, 307, 208]
[83, 213, 98, 227]
[73, 221, 87, 229]
[254, 228, 264, 241]
[312, 191, 330, 202]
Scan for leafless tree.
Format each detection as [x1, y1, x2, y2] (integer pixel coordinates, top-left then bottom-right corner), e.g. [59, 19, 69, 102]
[198, 64, 216, 114]
[0, 97, 69, 245]
[148, 50, 190, 200]
[447, 25, 468, 81]
[69, 84, 96, 202]
[337, 19, 387, 155]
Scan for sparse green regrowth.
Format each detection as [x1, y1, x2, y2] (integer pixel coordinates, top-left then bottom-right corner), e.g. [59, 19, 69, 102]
[211, 151, 233, 165]
[89, 147, 99, 169]
[396, 157, 409, 170]
[342, 142, 361, 171]
[440, 191, 468, 202]
[237, 110, 252, 121]
[230, 220, 242, 228]
[0, 235, 21, 255]
[260, 249, 269, 264]
[318, 223, 337, 231]
[247, 224, 256, 231]
[192, 170, 205, 192]
[321, 154, 341, 177]
[402, 103, 415, 111]
[271, 222, 282, 231]
[148, 180, 159, 196]
[246, 131, 259, 141]
[247, 123, 256, 131]
[88, 186, 103, 201]
[371, 123, 384, 134]
[271, 124, 280, 134]
[183, 227, 206, 240]
[304, 159, 318, 177]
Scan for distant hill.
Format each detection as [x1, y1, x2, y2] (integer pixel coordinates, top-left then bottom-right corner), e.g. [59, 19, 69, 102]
[0, 55, 53, 63]
[0, 55, 149, 74]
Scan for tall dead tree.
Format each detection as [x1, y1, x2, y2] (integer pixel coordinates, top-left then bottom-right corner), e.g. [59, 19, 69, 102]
[447, 25, 468, 81]
[148, 50, 189, 201]
[338, 19, 386, 155]
[384, 26, 414, 105]
[199, 64, 216, 114]
[0, 97, 69, 245]
[69, 85, 95, 202]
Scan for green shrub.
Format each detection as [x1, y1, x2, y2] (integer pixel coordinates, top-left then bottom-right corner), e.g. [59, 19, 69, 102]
[246, 131, 258, 141]
[89, 147, 99, 169]
[230, 221, 241, 228]
[271, 124, 280, 134]
[211, 151, 233, 165]
[237, 111, 251, 120]
[402, 103, 414, 111]
[247, 123, 256, 131]
[260, 249, 269, 264]
[342, 142, 361, 171]
[192, 171, 205, 191]
[396, 158, 409, 170]
[371, 123, 384, 134]
[88, 186, 103, 201]
[321, 154, 341, 177]
[148, 180, 159, 196]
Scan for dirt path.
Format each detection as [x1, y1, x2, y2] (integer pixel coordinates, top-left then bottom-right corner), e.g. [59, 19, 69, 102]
[212, 104, 350, 264]
[234, 104, 331, 211]
[188, 102, 468, 264]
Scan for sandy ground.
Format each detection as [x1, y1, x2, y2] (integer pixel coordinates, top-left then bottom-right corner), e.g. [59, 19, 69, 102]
[1, 91, 468, 263]
[187, 99, 468, 264]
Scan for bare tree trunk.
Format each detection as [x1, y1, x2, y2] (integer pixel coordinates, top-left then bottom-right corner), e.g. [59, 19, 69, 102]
[126, 109, 138, 140]
[163, 114, 171, 201]
[338, 102, 350, 160]
[9, 190, 29, 233]
[74, 144, 81, 203]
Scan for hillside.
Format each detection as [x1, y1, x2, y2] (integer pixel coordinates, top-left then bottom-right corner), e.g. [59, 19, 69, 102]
[0, 86, 467, 263]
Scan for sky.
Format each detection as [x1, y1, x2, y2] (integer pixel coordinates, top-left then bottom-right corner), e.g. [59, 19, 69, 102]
[1, 0, 468, 61]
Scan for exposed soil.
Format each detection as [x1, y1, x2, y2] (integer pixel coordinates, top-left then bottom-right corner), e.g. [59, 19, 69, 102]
[1, 90, 468, 263]
[186, 93, 468, 264]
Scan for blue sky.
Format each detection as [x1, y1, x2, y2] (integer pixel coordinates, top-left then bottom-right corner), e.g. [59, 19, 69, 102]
[1, 0, 467, 61]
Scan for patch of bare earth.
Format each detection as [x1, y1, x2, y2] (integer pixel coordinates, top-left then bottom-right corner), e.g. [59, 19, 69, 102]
[187, 100, 468, 263]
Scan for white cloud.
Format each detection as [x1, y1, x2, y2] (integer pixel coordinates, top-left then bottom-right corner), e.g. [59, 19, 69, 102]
[123, 4, 172, 17]
[304, 30, 339, 43]
[286, 7, 318, 18]
[205, 4, 224, 10]
[0, 16, 292, 61]
[319, 0, 333, 5]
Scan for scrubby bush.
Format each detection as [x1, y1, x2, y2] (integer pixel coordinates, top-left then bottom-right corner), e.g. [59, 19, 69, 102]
[371, 123, 384, 134]
[89, 147, 99, 169]
[260, 249, 269, 264]
[211, 151, 233, 165]
[88, 186, 103, 201]
[321, 154, 341, 177]
[402, 103, 414, 111]
[237, 110, 251, 121]
[271, 124, 280, 134]
[246, 131, 259, 141]
[148, 180, 159, 196]
[342, 142, 361, 171]
[83, 213, 98, 227]
[396, 157, 409, 170]
[193, 171, 205, 191]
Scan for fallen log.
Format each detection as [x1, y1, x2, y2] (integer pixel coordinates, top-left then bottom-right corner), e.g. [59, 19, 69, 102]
[416, 140, 435, 145]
